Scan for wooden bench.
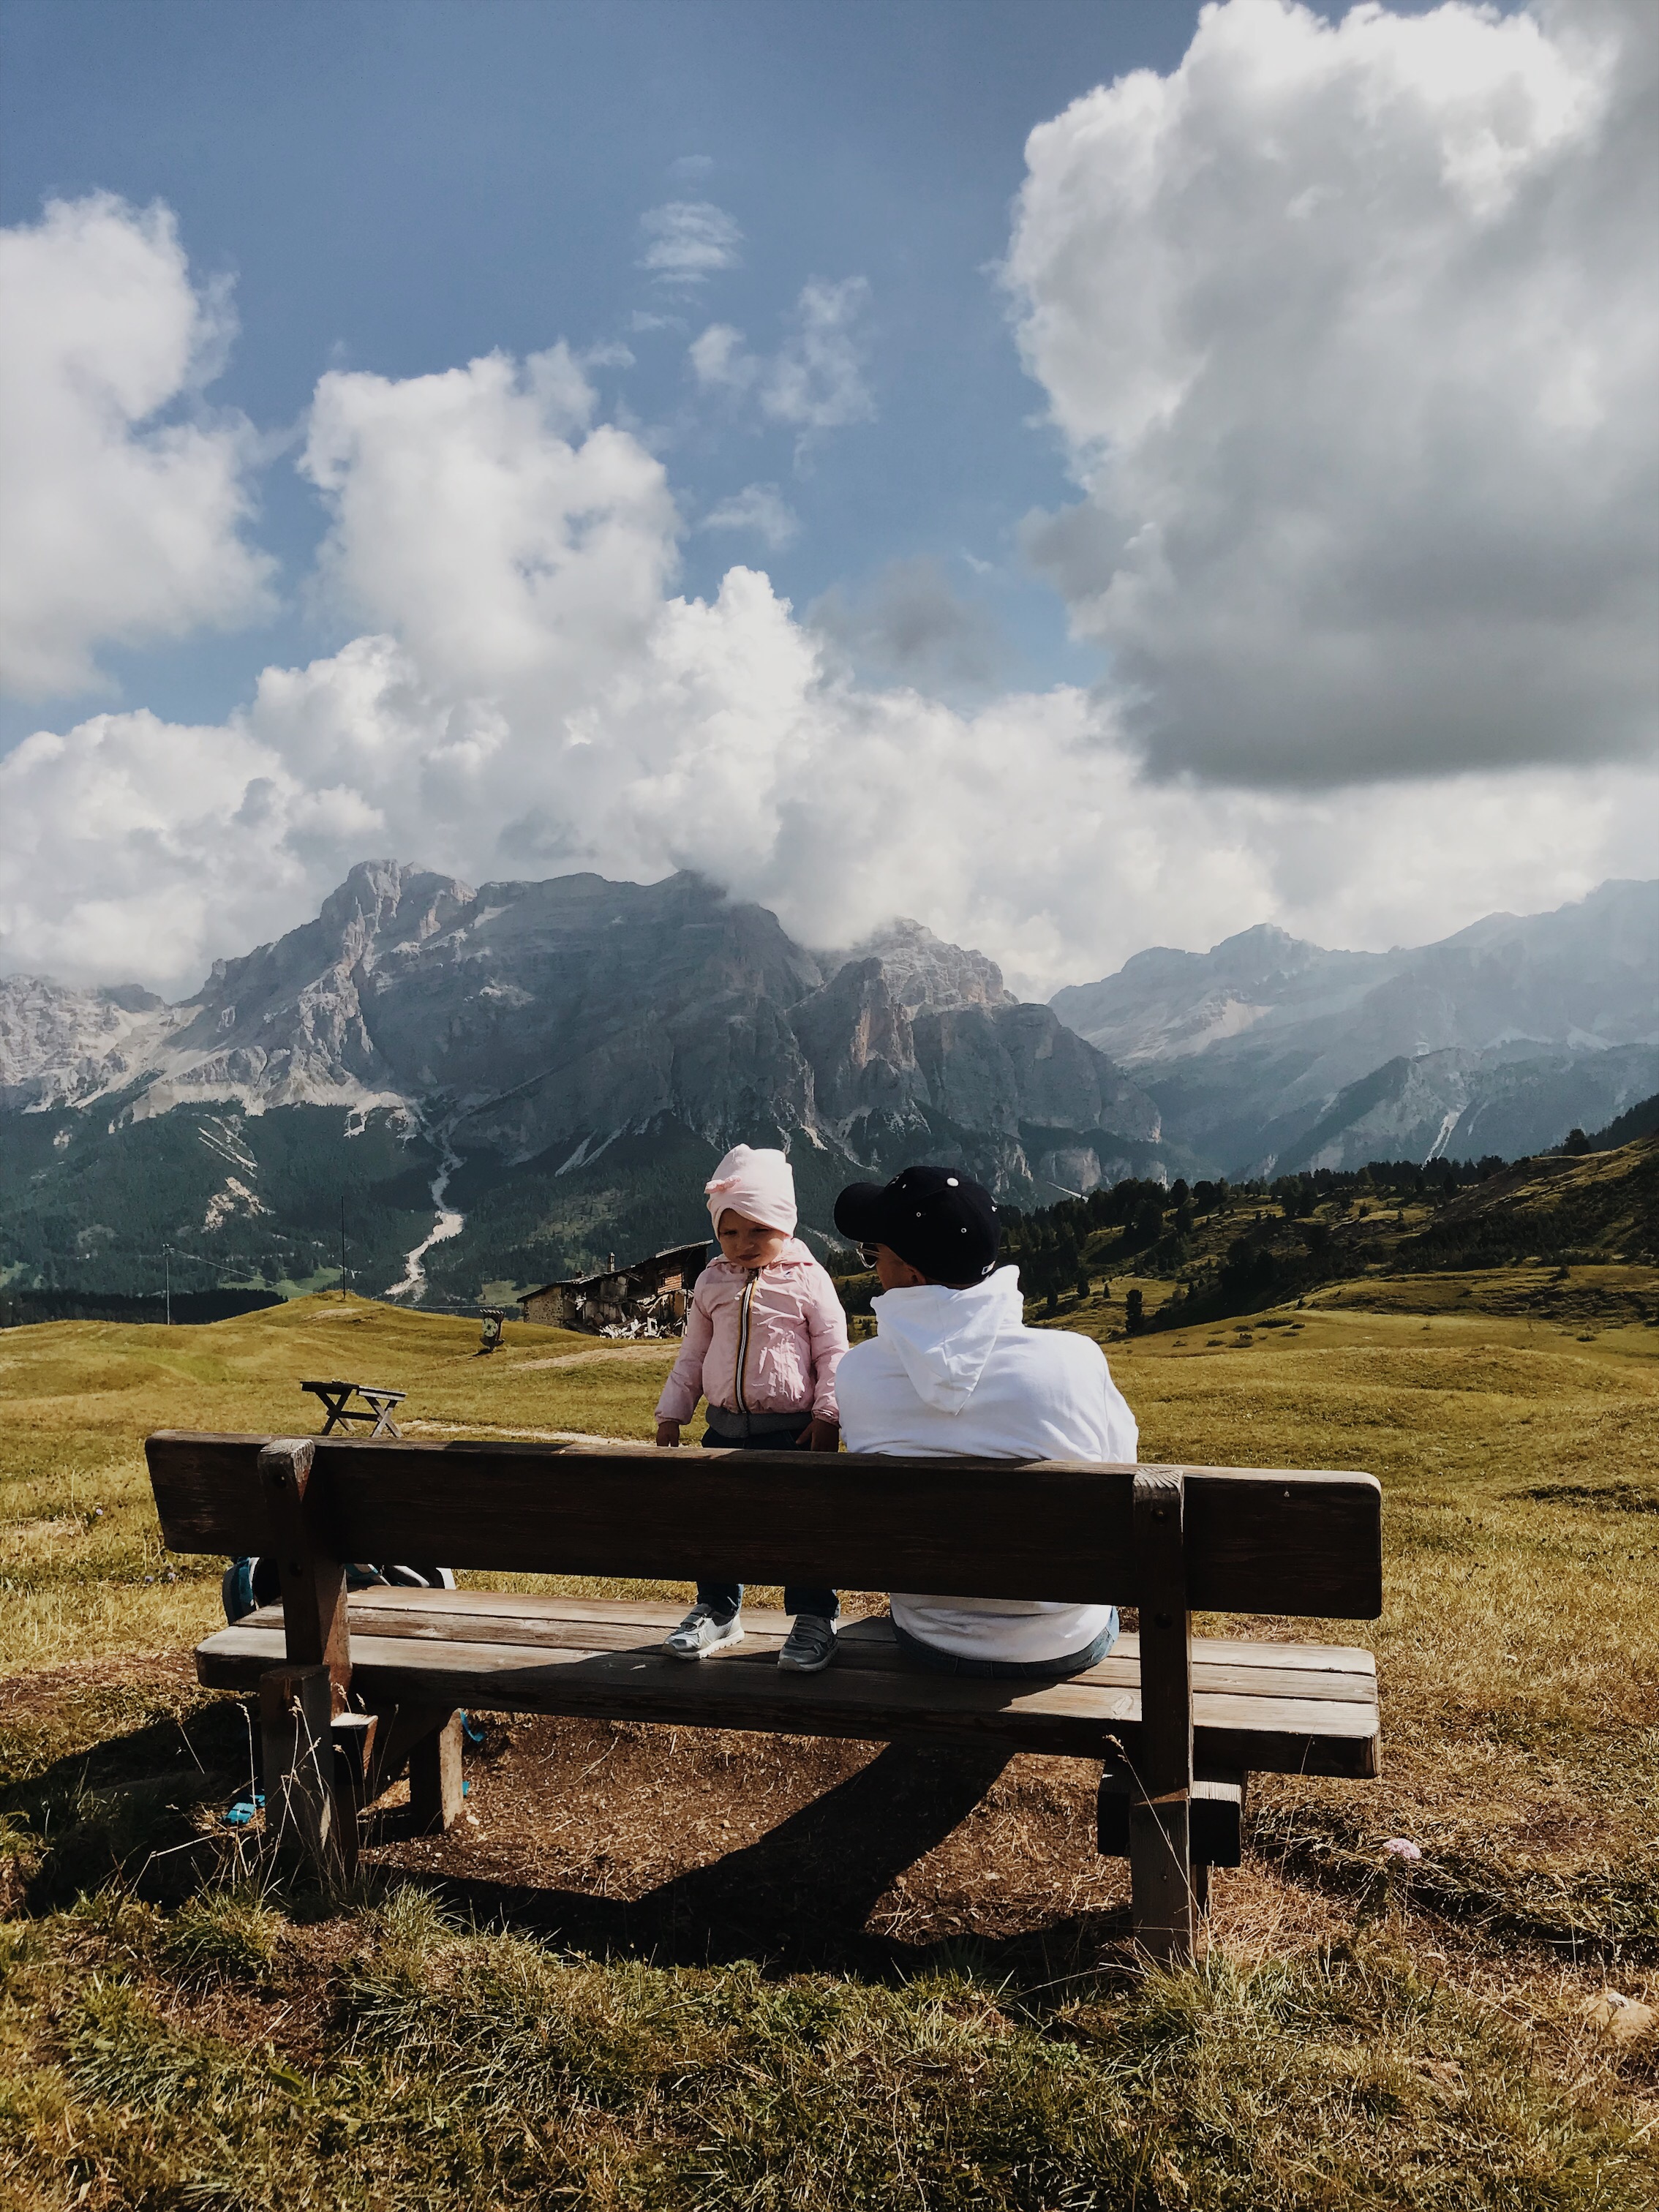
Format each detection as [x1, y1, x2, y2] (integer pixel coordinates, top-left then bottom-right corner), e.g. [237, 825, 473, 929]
[145, 1432, 1383, 1963]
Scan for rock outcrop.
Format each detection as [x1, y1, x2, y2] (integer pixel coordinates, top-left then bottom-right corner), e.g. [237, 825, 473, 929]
[819, 917, 1015, 1018]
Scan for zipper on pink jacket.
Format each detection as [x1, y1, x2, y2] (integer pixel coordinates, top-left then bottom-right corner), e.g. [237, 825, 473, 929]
[733, 1274, 756, 1411]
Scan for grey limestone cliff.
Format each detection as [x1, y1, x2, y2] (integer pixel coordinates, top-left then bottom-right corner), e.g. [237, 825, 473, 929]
[2, 862, 1160, 1197]
[1053, 880, 1659, 1173]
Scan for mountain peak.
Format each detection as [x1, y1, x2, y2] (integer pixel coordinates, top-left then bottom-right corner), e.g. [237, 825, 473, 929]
[1210, 920, 1314, 961]
[826, 916, 1016, 1017]
[317, 860, 476, 947]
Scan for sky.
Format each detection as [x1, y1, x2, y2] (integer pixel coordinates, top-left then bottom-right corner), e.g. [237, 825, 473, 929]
[1, 0, 1655, 1001]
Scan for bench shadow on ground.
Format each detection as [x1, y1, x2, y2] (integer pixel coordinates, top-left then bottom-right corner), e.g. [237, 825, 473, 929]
[0, 1696, 260, 1914]
[375, 1739, 1132, 1979]
[2, 1693, 1131, 1981]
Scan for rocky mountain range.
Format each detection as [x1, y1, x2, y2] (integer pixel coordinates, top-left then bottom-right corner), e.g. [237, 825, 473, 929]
[3, 865, 1652, 1307]
[1051, 879, 1659, 1175]
[0, 862, 1163, 1304]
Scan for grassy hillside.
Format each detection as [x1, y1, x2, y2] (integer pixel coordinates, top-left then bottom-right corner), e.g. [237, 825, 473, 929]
[1407, 1134, 1659, 1272]
[0, 1287, 1655, 2202]
[990, 1135, 1659, 1343]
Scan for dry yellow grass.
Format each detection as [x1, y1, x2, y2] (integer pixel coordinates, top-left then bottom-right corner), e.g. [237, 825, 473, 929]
[1105, 1304, 1659, 1934]
[0, 1294, 689, 1673]
[1, 1287, 1655, 2200]
[2, 1287, 1654, 1892]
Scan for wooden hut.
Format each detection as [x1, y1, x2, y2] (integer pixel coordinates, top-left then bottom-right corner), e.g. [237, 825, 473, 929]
[516, 1240, 710, 1335]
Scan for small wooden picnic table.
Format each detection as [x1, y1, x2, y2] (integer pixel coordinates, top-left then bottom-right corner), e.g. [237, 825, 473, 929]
[299, 1379, 406, 1438]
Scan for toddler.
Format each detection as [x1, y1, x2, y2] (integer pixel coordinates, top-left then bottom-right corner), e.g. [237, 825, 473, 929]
[655, 1143, 847, 1672]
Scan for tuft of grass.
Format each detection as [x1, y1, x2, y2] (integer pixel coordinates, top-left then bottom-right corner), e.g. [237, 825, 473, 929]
[160, 1884, 287, 1987]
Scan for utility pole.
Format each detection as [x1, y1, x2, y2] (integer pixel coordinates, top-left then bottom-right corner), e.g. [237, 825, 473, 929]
[163, 1244, 171, 1328]
[340, 1195, 347, 1297]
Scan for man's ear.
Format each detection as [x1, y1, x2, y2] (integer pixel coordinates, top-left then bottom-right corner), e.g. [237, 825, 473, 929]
[875, 1244, 930, 1290]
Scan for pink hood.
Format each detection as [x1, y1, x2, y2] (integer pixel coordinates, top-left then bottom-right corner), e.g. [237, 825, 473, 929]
[655, 1238, 847, 1426]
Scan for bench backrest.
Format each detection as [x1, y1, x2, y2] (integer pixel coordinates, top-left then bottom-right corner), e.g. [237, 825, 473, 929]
[146, 1433, 1382, 1619]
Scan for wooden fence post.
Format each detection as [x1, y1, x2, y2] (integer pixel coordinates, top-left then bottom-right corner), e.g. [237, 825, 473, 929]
[1129, 1467, 1196, 1965]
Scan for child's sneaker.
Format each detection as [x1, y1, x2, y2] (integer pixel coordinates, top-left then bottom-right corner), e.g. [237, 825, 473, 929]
[663, 1604, 743, 1660]
[778, 1614, 838, 1673]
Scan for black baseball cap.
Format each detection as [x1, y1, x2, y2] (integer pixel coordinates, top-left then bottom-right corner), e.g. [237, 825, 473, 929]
[833, 1164, 1000, 1283]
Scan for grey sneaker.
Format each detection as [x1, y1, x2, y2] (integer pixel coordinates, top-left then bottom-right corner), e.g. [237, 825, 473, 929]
[778, 1613, 838, 1673]
[663, 1604, 743, 1660]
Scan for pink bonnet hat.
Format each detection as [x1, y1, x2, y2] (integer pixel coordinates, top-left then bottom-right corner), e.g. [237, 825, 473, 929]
[704, 1144, 798, 1236]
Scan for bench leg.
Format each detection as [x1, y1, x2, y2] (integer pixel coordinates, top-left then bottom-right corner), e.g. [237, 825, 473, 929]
[330, 1713, 378, 1881]
[260, 1663, 346, 1879]
[1130, 1468, 1197, 1968]
[1099, 1764, 1246, 1869]
[1102, 1760, 1243, 1942]
[408, 1710, 465, 1835]
[1129, 1790, 1195, 1963]
[353, 1699, 465, 1834]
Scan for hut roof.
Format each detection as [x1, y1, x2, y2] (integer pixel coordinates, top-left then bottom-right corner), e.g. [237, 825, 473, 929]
[517, 1239, 711, 1307]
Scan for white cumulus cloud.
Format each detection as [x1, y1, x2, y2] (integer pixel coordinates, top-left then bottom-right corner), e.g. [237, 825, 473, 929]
[4, 92, 1657, 1008]
[1007, 0, 1659, 783]
[638, 200, 743, 283]
[699, 482, 800, 549]
[0, 193, 276, 699]
[691, 276, 875, 445]
[301, 342, 681, 701]
[4, 408, 1655, 998]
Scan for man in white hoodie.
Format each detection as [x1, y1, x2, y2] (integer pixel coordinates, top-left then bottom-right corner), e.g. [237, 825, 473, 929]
[833, 1165, 1139, 1679]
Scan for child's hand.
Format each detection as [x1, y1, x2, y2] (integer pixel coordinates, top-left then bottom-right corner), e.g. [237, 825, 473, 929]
[655, 1420, 681, 1448]
[803, 1417, 840, 1453]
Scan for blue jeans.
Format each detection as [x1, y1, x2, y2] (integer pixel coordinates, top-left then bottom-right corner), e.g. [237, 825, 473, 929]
[697, 1411, 838, 1624]
[891, 1610, 1118, 1680]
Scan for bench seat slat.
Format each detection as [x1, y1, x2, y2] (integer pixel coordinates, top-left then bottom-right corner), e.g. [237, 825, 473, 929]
[236, 1595, 1378, 1705]
[195, 1606, 1378, 1778]
[307, 1588, 1382, 1676]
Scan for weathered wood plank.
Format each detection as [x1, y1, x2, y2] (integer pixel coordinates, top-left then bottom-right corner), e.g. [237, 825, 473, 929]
[198, 1621, 1378, 1775]
[237, 1592, 1377, 1682]
[147, 1435, 1382, 1619]
[407, 1711, 464, 1835]
[257, 1439, 349, 1693]
[234, 1586, 1372, 1663]
[1129, 1630, 1377, 1675]
[1129, 1467, 1195, 1962]
[256, 1597, 1376, 1704]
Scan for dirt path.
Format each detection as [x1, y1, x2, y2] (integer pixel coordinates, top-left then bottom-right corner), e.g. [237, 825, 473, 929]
[399, 1419, 631, 1445]
[511, 1344, 678, 1373]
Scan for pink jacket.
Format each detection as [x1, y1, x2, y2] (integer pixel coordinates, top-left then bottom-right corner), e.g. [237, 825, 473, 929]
[655, 1239, 847, 1426]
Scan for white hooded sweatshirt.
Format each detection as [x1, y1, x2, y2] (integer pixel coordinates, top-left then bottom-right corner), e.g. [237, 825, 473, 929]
[836, 1265, 1139, 1663]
